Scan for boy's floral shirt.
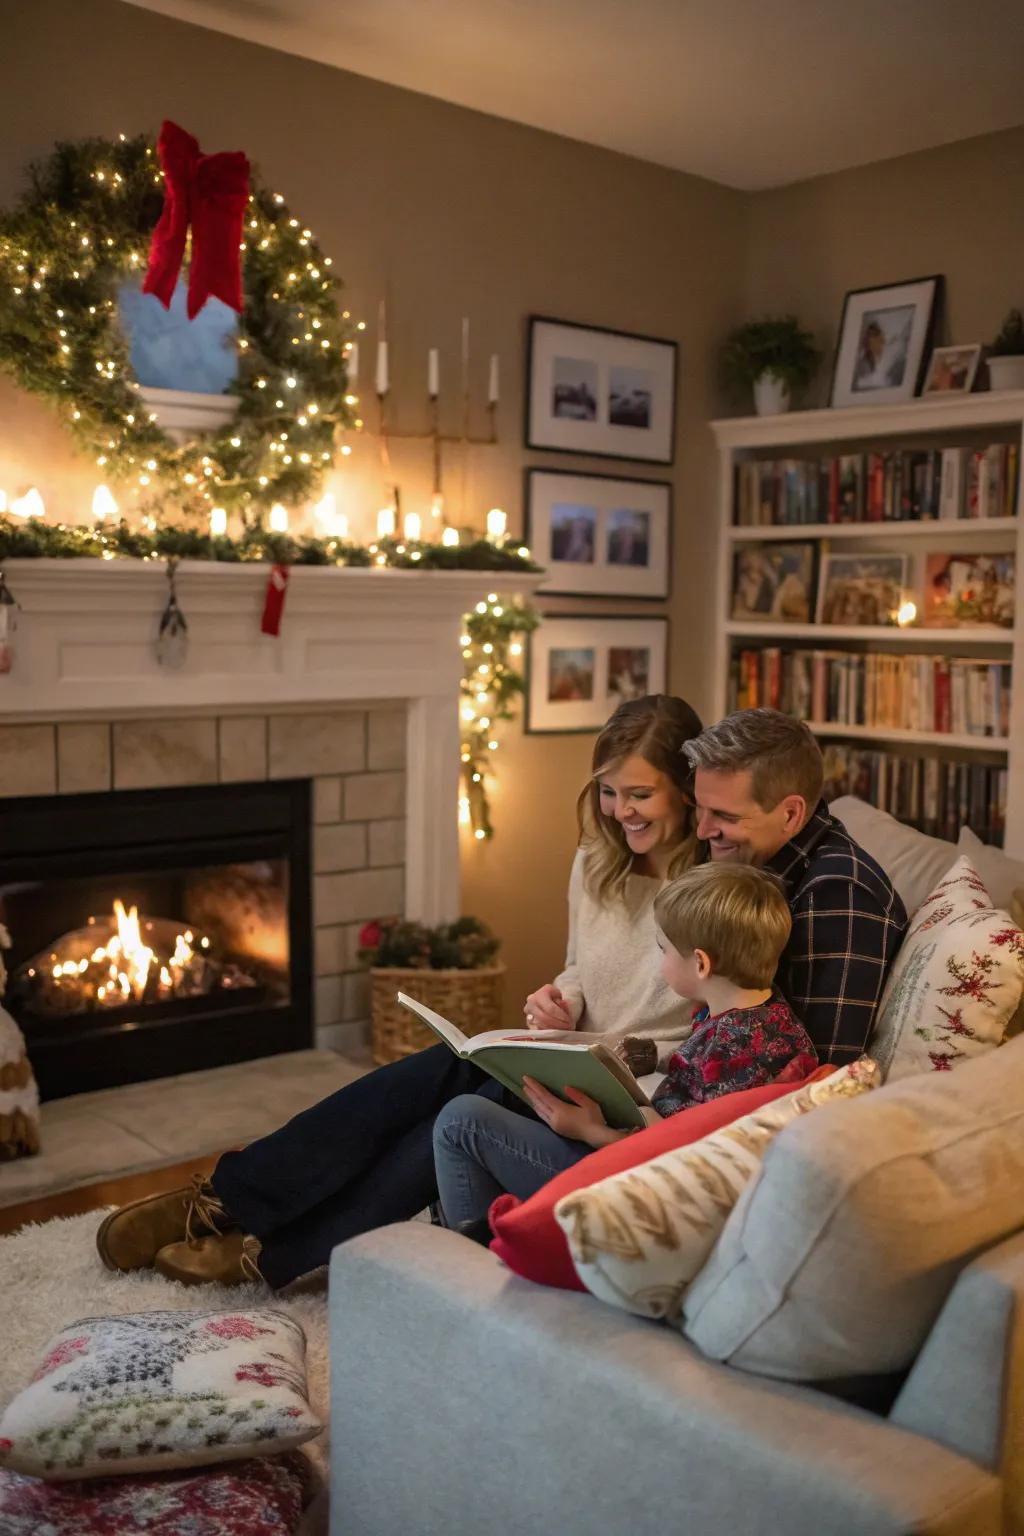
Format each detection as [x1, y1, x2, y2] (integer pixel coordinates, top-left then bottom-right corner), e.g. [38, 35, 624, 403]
[652, 996, 818, 1117]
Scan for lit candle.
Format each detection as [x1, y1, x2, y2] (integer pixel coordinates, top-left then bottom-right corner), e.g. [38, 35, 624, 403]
[313, 491, 336, 530]
[401, 511, 420, 541]
[377, 505, 396, 538]
[486, 507, 507, 541]
[210, 506, 228, 536]
[488, 354, 500, 405]
[441, 526, 460, 547]
[92, 485, 117, 521]
[269, 503, 289, 532]
[11, 487, 45, 519]
[430, 491, 444, 522]
[347, 341, 359, 382]
[428, 348, 440, 399]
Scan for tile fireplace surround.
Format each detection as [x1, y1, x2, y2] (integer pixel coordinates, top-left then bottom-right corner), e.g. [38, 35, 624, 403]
[0, 560, 525, 1056]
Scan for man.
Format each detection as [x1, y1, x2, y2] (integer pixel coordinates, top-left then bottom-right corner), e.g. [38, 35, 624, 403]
[683, 707, 906, 1063]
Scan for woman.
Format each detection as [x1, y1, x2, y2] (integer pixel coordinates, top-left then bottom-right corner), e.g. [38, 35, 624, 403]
[96, 694, 703, 1290]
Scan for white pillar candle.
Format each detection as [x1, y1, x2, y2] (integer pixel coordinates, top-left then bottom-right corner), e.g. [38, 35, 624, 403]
[404, 511, 422, 541]
[377, 505, 396, 538]
[428, 349, 440, 399]
[91, 485, 117, 521]
[269, 503, 289, 532]
[488, 354, 500, 404]
[11, 487, 45, 519]
[375, 340, 389, 396]
[210, 506, 228, 536]
[486, 507, 507, 541]
[441, 526, 460, 547]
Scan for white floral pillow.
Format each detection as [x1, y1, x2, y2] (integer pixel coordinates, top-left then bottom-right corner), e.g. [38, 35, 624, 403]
[0, 1309, 321, 1481]
[552, 1059, 879, 1322]
[871, 856, 1024, 1081]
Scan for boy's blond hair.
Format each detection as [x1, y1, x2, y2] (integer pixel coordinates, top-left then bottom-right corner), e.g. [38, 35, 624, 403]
[654, 862, 791, 990]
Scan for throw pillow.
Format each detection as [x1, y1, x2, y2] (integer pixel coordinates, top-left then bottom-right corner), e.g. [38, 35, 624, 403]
[0, 1309, 321, 1481]
[488, 1075, 825, 1291]
[0, 1453, 310, 1535]
[830, 796, 956, 917]
[957, 826, 1024, 912]
[869, 856, 1024, 1082]
[552, 1059, 878, 1321]
[683, 1036, 1024, 1381]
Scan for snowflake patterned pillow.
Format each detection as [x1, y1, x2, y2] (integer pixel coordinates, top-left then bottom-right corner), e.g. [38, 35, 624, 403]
[0, 1309, 322, 1481]
[871, 856, 1024, 1082]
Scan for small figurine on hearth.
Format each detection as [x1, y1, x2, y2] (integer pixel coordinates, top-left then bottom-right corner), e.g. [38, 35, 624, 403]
[0, 925, 41, 1160]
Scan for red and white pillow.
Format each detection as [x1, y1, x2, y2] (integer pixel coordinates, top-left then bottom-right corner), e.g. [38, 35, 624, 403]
[871, 856, 1024, 1081]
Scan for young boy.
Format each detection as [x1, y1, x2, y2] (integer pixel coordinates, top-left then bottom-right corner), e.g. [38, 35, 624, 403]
[431, 862, 818, 1231]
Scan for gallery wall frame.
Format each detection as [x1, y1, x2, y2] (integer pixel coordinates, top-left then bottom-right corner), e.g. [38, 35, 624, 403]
[525, 467, 672, 600]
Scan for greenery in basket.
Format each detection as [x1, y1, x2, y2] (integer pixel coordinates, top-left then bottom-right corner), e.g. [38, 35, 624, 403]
[721, 315, 820, 395]
[358, 916, 500, 970]
[989, 309, 1024, 357]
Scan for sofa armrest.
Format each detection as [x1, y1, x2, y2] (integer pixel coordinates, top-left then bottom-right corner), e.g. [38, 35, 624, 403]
[328, 1225, 1000, 1536]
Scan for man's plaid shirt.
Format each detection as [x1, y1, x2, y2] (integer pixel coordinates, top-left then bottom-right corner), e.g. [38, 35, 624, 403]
[766, 801, 907, 1063]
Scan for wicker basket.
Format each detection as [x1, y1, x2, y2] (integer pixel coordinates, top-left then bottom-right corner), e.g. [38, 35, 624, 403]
[369, 964, 506, 1064]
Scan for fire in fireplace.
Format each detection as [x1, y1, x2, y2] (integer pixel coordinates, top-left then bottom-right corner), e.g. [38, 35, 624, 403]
[0, 781, 312, 1100]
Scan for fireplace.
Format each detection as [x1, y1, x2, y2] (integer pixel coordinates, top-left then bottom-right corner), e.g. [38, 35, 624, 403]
[0, 780, 312, 1100]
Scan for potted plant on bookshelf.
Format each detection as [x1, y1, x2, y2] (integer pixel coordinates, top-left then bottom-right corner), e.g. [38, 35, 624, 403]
[358, 915, 505, 1064]
[721, 315, 820, 416]
[986, 310, 1024, 392]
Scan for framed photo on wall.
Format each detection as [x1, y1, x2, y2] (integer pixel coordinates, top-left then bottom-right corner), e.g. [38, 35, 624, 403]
[829, 275, 942, 408]
[526, 468, 671, 599]
[525, 316, 677, 464]
[526, 615, 668, 734]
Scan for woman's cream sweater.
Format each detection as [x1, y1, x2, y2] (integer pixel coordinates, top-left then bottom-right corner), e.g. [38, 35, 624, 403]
[552, 848, 693, 1053]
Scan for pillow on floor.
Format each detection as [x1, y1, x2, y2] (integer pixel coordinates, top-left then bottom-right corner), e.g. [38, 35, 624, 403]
[488, 1073, 831, 1290]
[0, 1309, 321, 1481]
[683, 1037, 1024, 1381]
[552, 1059, 878, 1321]
[870, 856, 1024, 1081]
[0, 1453, 310, 1534]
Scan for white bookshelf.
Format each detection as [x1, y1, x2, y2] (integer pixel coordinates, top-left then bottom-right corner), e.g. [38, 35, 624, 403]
[710, 392, 1024, 858]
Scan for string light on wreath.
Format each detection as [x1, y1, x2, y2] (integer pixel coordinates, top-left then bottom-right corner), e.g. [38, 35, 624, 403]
[459, 588, 539, 840]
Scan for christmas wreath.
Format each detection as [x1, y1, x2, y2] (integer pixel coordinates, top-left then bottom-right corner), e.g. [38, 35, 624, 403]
[0, 128, 356, 522]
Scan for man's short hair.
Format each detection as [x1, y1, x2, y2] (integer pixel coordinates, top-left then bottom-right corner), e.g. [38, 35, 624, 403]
[654, 862, 791, 991]
[683, 708, 824, 811]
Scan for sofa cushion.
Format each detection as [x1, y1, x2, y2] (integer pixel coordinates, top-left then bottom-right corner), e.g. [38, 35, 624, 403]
[683, 1037, 1024, 1381]
[488, 1075, 814, 1290]
[0, 1309, 321, 1481]
[830, 796, 956, 917]
[958, 825, 1024, 911]
[869, 856, 1024, 1081]
[552, 1060, 878, 1321]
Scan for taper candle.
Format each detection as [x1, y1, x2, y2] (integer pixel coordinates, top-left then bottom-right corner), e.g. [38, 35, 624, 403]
[428, 348, 440, 399]
[488, 354, 500, 404]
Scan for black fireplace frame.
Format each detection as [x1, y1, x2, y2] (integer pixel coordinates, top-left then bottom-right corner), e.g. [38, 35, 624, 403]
[0, 779, 313, 1100]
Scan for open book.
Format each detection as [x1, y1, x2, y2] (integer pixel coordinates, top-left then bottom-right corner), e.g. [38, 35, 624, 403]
[397, 991, 653, 1130]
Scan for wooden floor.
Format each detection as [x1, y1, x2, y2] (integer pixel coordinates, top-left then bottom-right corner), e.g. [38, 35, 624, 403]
[0, 1152, 223, 1238]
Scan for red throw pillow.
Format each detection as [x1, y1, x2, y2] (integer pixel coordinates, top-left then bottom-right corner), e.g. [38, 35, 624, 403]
[489, 1071, 832, 1290]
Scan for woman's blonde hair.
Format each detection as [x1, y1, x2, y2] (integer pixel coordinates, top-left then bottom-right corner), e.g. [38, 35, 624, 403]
[577, 694, 703, 903]
[654, 863, 791, 990]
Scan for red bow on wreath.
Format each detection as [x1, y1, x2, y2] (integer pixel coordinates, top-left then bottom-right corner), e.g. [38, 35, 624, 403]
[143, 119, 250, 319]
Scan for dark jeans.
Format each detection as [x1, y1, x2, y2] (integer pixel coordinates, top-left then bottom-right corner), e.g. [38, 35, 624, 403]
[210, 1044, 502, 1288]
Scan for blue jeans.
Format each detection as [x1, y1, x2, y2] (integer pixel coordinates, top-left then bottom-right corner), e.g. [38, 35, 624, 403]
[432, 1093, 594, 1228]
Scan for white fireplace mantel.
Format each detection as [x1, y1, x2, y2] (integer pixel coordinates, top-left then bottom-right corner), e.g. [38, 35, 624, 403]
[0, 559, 542, 923]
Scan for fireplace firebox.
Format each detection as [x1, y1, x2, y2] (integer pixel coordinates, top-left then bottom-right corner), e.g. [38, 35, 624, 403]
[0, 780, 312, 1100]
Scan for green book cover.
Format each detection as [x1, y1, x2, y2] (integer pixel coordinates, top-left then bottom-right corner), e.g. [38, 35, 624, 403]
[397, 991, 650, 1131]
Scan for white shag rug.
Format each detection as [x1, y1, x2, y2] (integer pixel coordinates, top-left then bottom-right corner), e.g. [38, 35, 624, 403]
[0, 1210, 330, 1488]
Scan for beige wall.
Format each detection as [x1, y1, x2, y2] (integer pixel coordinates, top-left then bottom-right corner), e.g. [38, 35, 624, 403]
[1, 0, 746, 1022]
[744, 125, 1024, 407]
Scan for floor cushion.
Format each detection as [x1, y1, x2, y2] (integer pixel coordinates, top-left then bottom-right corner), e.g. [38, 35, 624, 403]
[683, 1037, 1024, 1381]
[487, 1074, 828, 1290]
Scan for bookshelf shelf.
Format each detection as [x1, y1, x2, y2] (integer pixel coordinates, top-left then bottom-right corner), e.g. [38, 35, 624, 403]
[711, 394, 1024, 856]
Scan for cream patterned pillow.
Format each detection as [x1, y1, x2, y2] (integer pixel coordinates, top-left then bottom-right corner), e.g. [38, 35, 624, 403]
[870, 856, 1024, 1081]
[0, 1309, 321, 1481]
[552, 1059, 879, 1322]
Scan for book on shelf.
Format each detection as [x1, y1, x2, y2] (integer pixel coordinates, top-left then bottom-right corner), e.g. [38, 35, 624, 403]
[729, 648, 1012, 738]
[821, 745, 1007, 847]
[734, 442, 1019, 527]
[396, 992, 652, 1130]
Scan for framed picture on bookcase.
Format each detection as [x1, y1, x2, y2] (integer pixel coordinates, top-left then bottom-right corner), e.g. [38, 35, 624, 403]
[731, 541, 816, 623]
[816, 552, 910, 626]
[525, 614, 668, 734]
[923, 551, 1016, 628]
[830, 275, 942, 408]
[526, 468, 671, 599]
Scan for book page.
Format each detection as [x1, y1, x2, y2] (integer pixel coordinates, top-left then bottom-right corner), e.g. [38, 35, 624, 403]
[396, 992, 469, 1054]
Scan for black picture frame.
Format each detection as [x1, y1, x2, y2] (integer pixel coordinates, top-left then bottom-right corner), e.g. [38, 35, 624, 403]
[524, 466, 672, 600]
[525, 315, 678, 465]
[524, 613, 670, 735]
[829, 275, 943, 409]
